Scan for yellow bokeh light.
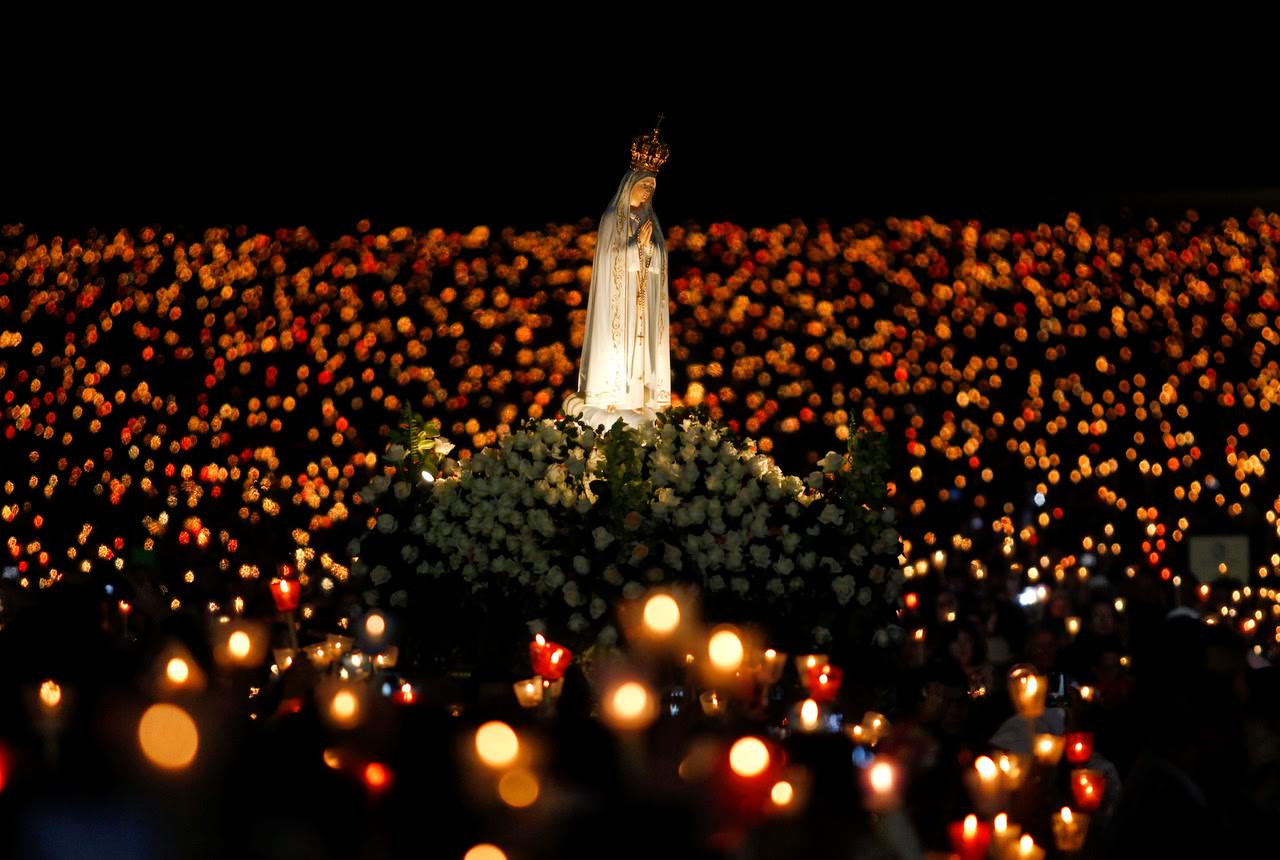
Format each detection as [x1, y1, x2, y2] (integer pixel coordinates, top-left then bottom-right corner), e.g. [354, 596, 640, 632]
[642, 594, 681, 635]
[227, 631, 252, 661]
[464, 846, 507, 860]
[475, 721, 520, 768]
[729, 736, 770, 778]
[166, 658, 190, 685]
[707, 627, 745, 672]
[497, 768, 540, 808]
[138, 703, 199, 770]
[770, 780, 794, 806]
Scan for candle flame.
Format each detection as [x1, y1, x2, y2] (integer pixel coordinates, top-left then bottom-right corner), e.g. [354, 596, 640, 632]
[964, 814, 977, 838]
[975, 755, 998, 780]
[800, 698, 819, 728]
[1061, 806, 1073, 824]
[994, 812, 1008, 833]
[868, 760, 895, 794]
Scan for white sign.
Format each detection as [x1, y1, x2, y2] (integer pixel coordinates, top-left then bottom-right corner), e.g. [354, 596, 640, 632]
[1188, 535, 1250, 583]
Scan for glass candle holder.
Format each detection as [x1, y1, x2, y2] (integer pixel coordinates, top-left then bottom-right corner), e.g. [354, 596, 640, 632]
[1070, 768, 1107, 812]
[1052, 806, 1089, 853]
[1064, 731, 1094, 764]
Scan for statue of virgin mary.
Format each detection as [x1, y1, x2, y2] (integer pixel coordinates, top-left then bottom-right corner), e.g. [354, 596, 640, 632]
[567, 118, 672, 432]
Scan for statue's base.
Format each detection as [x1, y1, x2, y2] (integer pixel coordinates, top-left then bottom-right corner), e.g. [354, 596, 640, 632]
[579, 403, 658, 431]
[562, 391, 662, 432]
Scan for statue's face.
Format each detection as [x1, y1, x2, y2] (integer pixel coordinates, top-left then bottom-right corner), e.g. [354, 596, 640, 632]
[629, 177, 656, 208]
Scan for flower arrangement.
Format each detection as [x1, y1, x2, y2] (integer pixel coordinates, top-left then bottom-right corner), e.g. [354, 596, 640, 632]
[350, 404, 903, 669]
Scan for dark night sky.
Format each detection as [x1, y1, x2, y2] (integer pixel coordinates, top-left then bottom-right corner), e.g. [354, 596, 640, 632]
[5, 33, 1277, 238]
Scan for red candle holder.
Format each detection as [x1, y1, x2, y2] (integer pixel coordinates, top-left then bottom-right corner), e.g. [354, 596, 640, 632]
[1064, 731, 1094, 765]
[802, 663, 843, 703]
[947, 814, 992, 860]
[530, 634, 572, 681]
[1070, 768, 1107, 812]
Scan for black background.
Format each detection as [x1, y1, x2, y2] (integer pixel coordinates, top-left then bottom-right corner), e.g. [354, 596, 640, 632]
[4, 26, 1277, 238]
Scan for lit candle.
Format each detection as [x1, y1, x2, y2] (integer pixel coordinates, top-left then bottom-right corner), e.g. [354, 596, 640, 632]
[794, 653, 829, 677]
[513, 676, 544, 708]
[1008, 666, 1047, 719]
[862, 757, 901, 812]
[991, 812, 1022, 860]
[861, 711, 889, 745]
[964, 755, 1004, 817]
[1064, 731, 1094, 765]
[802, 662, 843, 703]
[947, 814, 992, 860]
[269, 575, 300, 612]
[1070, 768, 1106, 812]
[529, 634, 572, 681]
[699, 690, 723, 716]
[1065, 616, 1081, 638]
[1014, 833, 1045, 860]
[1052, 806, 1089, 853]
[756, 648, 787, 685]
[1032, 733, 1065, 766]
[997, 752, 1027, 790]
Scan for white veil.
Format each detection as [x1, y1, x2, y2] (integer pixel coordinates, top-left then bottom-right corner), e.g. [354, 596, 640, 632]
[577, 167, 670, 412]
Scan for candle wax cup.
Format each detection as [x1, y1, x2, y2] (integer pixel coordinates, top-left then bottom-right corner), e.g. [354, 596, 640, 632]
[947, 818, 992, 860]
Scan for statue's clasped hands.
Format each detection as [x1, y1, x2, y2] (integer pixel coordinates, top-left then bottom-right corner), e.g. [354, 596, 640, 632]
[638, 219, 653, 249]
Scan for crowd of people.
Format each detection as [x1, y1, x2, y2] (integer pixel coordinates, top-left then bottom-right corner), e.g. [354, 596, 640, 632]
[0, 205, 1278, 856]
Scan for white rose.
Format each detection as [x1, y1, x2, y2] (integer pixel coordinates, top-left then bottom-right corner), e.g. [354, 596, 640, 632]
[597, 624, 618, 647]
[818, 503, 844, 526]
[370, 565, 392, 586]
[730, 577, 750, 596]
[776, 556, 795, 576]
[377, 513, 397, 533]
[589, 597, 607, 619]
[663, 542, 683, 570]
[573, 555, 590, 575]
[545, 566, 566, 590]
[401, 545, 419, 564]
[385, 444, 406, 463]
[785, 501, 801, 519]
[345, 538, 362, 557]
[750, 544, 771, 567]
[849, 544, 868, 566]
[831, 574, 856, 605]
[812, 625, 833, 646]
[782, 532, 801, 555]
[799, 551, 817, 570]
[593, 526, 614, 551]
[806, 471, 825, 490]
[622, 581, 645, 600]
[603, 565, 623, 586]
[819, 451, 844, 471]
[563, 581, 584, 607]
[766, 578, 785, 595]
[567, 612, 588, 633]
[434, 436, 455, 456]
[857, 587, 872, 606]
[409, 514, 428, 534]
[707, 574, 726, 592]
[390, 590, 408, 607]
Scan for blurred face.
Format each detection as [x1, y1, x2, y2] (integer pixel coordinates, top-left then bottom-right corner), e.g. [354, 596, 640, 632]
[629, 177, 656, 208]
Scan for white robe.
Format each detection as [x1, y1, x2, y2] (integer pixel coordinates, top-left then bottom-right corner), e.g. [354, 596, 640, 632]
[576, 169, 672, 430]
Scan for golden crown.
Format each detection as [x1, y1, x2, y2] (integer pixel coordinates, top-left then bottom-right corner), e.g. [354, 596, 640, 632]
[629, 113, 670, 174]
